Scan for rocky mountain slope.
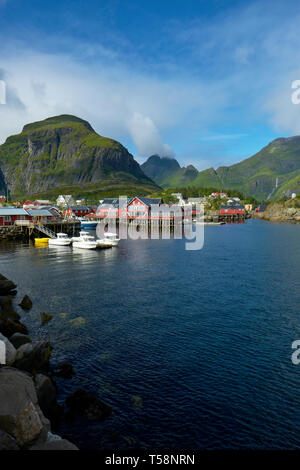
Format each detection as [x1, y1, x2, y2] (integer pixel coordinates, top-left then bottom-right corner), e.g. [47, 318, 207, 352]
[142, 137, 300, 201]
[141, 155, 199, 188]
[0, 115, 160, 199]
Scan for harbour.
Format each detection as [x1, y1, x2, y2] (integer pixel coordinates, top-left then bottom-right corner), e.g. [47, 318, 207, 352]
[0, 220, 299, 450]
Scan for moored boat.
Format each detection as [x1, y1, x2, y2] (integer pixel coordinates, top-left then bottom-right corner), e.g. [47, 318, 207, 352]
[49, 233, 72, 246]
[71, 231, 89, 242]
[72, 233, 97, 250]
[35, 238, 50, 245]
[103, 232, 120, 246]
[96, 239, 113, 248]
[80, 220, 98, 230]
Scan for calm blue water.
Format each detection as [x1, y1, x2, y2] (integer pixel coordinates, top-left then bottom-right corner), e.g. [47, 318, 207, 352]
[0, 219, 300, 450]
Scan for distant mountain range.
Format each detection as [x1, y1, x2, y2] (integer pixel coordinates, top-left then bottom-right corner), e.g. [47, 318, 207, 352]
[0, 115, 160, 199]
[141, 137, 300, 201]
[1, 114, 299, 202]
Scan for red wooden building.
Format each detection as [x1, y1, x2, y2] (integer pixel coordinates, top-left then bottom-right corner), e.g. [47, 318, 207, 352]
[0, 208, 56, 226]
[65, 206, 92, 218]
[0, 208, 31, 226]
[219, 205, 245, 215]
[96, 197, 164, 219]
[23, 200, 35, 209]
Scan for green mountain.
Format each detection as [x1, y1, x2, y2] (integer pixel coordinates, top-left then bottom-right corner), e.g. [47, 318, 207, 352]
[0, 115, 160, 199]
[141, 155, 198, 188]
[142, 137, 300, 201]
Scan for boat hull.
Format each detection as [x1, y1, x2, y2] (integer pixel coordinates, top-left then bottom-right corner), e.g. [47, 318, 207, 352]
[35, 238, 50, 245]
[73, 241, 97, 250]
[49, 239, 71, 246]
[96, 240, 113, 248]
[81, 221, 98, 230]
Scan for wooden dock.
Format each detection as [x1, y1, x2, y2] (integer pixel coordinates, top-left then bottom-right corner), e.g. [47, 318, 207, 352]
[0, 221, 81, 241]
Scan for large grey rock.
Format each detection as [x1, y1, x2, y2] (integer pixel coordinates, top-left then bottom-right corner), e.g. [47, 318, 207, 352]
[9, 333, 32, 349]
[29, 439, 78, 450]
[0, 296, 17, 316]
[35, 375, 64, 427]
[14, 341, 51, 373]
[35, 374, 57, 416]
[0, 317, 28, 338]
[0, 276, 17, 295]
[0, 429, 19, 450]
[0, 367, 50, 447]
[0, 332, 17, 365]
[19, 295, 33, 310]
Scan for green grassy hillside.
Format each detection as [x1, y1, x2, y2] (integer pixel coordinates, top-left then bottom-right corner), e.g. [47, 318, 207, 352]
[142, 137, 300, 201]
[0, 115, 160, 198]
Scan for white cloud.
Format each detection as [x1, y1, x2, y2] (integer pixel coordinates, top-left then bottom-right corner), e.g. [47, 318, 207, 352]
[265, 75, 300, 135]
[127, 112, 174, 157]
[2, 0, 300, 167]
[0, 48, 227, 160]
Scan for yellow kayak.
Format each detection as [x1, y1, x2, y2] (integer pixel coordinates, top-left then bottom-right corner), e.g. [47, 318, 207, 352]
[34, 238, 50, 245]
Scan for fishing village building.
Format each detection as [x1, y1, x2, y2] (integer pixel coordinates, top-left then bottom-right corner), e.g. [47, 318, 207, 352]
[95, 197, 165, 220]
[65, 206, 92, 218]
[0, 207, 61, 226]
[219, 205, 245, 216]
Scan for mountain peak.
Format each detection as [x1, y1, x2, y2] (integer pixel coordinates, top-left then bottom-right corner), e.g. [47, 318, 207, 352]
[22, 114, 95, 133]
[0, 115, 160, 198]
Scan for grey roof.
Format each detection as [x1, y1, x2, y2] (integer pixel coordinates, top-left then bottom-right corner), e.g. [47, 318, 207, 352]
[100, 198, 134, 208]
[135, 197, 162, 206]
[70, 206, 90, 211]
[0, 208, 28, 216]
[220, 205, 245, 210]
[26, 209, 53, 216]
[99, 197, 162, 209]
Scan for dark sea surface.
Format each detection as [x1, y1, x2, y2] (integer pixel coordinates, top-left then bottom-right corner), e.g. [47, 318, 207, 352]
[0, 219, 300, 450]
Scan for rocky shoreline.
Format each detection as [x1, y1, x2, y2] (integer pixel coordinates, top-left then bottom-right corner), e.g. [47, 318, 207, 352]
[252, 201, 300, 223]
[0, 273, 112, 451]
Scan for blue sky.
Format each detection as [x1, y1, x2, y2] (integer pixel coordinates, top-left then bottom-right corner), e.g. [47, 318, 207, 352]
[1, 0, 300, 169]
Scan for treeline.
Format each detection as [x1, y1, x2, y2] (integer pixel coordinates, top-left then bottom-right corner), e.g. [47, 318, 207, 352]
[149, 187, 259, 204]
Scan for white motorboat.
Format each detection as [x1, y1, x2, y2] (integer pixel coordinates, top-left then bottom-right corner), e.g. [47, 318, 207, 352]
[72, 233, 97, 250]
[97, 232, 120, 247]
[103, 232, 120, 246]
[49, 233, 72, 246]
[96, 238, 113, 249]
[71, 231, 89, 242]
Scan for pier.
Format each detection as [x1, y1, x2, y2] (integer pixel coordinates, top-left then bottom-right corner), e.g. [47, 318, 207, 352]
[0, 220, 81, 241]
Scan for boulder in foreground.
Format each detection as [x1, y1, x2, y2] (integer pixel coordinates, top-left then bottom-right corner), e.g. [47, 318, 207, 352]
[0, 275, 17, 296]
[14, 341, 51, 373]
[0, 367, 50, 447]
[0, 332, 17, 365]
[9, 333, 32, 349]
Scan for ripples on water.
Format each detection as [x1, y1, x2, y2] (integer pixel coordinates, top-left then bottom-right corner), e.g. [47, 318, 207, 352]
[0, 219, 300, 449]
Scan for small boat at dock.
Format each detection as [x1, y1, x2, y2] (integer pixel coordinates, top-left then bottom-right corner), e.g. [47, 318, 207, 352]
[35, 238, 50, 245]
[72, 233, 97, 250]
[49, 233, 72, 246]
[96, 239, 113, 248]
[103, 232, 120, 246]
[71, 231, 89, 242]
[80, 220, 98, 230]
